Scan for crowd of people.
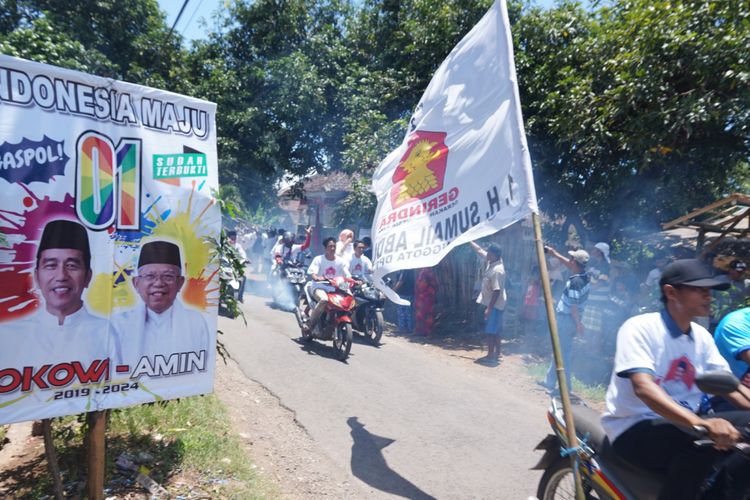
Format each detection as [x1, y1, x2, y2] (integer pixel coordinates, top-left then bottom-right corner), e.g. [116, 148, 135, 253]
[227, 224, 750, 497]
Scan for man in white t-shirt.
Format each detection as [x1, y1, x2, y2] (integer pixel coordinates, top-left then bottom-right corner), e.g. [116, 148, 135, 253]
[271, 227, 311, 266]
[602, 259, 750, 499]
[303, 237, 351, 333]
[470, 241, 506, 364]
[348, 240, 373, 280]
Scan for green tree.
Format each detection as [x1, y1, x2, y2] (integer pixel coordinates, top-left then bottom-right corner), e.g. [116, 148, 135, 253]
[516, 0, 750, 243]
[0, 0, 191, 92]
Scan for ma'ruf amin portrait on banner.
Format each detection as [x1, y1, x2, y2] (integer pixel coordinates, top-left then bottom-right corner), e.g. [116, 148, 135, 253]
[112, 240, 210, 364]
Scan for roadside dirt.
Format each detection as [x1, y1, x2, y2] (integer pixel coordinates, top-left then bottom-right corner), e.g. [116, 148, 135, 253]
[0, 421, 42, 497]
[214, 356, 368, 498]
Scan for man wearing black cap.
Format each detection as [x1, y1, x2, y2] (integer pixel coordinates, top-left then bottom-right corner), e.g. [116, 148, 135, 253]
[30, 220, 99, 324]
[112, 240, 209, 363]
[0, 219, 109, 420]
[602, 259, 750, 499]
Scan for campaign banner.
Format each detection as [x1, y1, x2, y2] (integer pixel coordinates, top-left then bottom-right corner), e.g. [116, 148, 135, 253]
[371, 0, 538, 292]
[0, 55, 220, 425]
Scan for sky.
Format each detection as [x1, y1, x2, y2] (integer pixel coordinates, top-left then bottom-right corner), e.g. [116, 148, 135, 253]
[158, 0, 559, 43]
[158, 0, 224, 43]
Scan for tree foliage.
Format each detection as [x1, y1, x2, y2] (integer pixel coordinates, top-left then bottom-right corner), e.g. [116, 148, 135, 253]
[516, 0, 750, 242]
[1, 0, 748, 237]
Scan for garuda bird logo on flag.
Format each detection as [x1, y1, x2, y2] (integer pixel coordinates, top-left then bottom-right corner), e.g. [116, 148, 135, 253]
[389, 131, 448, 208]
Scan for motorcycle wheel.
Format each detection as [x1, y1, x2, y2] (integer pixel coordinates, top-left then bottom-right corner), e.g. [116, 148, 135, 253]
[333, 323, 353, 361]
[365, 310, 384, 345]
[296, 298, 313, 342]
[537, 457, 599, 500]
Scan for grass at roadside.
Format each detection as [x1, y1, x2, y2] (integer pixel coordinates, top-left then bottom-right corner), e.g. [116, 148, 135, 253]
[20, 395, 272, 499]
[0, 425, 6, 446]
[526, 362, 607, 403]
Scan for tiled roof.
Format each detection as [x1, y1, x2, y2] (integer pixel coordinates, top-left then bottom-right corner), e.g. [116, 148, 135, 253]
[302, 171, 357, 193]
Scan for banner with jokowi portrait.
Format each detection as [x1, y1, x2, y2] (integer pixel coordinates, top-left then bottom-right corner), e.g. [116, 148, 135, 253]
[371, 0, 538, 298]
[0, 55, 221, 424]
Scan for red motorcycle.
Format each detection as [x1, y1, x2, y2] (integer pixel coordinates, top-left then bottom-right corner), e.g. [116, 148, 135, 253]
[295, 277, 355, 361]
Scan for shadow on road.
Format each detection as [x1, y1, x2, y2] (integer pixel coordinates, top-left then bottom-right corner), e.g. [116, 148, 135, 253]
[292, 337, 350, 363]
[351, 332, 382, 348]
[347, 417, 435, 500]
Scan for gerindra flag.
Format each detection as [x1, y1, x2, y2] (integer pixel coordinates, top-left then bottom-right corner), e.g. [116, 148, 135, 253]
[371, 0, 537, 289]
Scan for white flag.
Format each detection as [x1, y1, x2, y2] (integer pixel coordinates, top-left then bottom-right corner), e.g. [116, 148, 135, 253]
[371, 0, 538, 302]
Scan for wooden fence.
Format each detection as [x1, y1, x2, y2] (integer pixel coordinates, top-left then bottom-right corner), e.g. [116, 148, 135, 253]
[430, 218, 537, 337]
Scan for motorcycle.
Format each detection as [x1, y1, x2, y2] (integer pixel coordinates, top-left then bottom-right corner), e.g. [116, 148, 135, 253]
[271, 257, 307, 311]
[351, 277, 386, 345]
[532, 371, 750, 499]
[295, 277, 355, 361]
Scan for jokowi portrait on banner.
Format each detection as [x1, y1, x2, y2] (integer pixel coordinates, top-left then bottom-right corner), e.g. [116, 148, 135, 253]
[0, 219, 111, 418]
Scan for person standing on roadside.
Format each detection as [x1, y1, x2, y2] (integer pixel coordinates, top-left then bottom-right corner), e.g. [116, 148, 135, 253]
[415, 266, 438, 337]
[541, 245, 590, 393]
[392, 268, 415, 334]
[470, 241, 507, 365]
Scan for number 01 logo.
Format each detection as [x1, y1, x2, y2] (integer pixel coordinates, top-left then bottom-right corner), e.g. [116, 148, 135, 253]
[75, 131, 141, 231]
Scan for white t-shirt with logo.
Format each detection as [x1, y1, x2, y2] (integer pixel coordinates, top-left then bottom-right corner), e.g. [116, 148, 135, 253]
[348, 255, 373, 278]
[601, 311, 730, 442]
[271, 242, 305, 262]
[307, 255, 350, 292]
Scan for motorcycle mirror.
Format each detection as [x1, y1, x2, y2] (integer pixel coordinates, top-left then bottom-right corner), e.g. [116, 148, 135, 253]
[695, 371, 740, 395]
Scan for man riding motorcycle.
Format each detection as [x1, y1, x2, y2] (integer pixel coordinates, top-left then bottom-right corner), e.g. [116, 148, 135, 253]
[271, 226, 311, 267]
[348, 239, 373, 280]
[602, 259, 750, 499]
[302, 236, 351, 333]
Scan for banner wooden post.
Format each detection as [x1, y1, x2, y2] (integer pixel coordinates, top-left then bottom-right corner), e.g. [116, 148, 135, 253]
[86, 411, 106, 500]
[41, 419, 64, 500]
[532, 213, 585, 500]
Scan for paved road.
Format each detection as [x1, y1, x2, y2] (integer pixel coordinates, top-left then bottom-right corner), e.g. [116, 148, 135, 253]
[220, 290, 549, 499]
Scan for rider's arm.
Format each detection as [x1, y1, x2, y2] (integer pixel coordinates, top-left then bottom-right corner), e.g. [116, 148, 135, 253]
[722, 387, 750, 410]
[299, 227, 312, 251]
[307, 257, 323, 281]
[629, 372, 740, 449]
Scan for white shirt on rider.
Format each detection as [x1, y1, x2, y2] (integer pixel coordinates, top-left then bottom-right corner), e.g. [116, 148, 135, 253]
[307, 255, 350, 292]
[601, 310, 730, 442]
[272, 242, 305, 263]
[348, 255, 373, 278]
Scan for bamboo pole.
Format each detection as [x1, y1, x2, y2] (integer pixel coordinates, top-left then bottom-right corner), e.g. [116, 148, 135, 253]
[86, 411, 106, 500]
[41, 419, 64, 500]
[532, 212, 584, 500]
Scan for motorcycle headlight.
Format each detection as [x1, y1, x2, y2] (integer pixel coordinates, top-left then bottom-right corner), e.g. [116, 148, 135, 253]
[364, 289, 380, 300]
[328, 294, 342, 307]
